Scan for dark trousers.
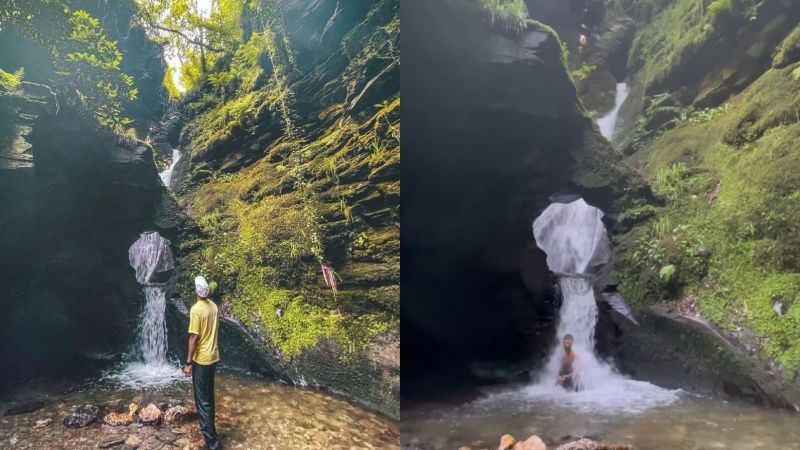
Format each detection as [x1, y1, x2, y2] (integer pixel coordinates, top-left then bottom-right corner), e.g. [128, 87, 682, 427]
[192, 361, 219, 449]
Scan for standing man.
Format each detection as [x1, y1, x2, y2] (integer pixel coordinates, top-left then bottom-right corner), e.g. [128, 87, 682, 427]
[183, 276, 221, 449]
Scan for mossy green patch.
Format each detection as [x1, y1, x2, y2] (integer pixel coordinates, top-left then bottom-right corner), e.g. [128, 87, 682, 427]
[773, 26, 800, 68]
[617, 64, 800, 372]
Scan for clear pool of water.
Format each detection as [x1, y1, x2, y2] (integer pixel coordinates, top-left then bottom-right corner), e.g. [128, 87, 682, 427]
[401, 383, 800, 450]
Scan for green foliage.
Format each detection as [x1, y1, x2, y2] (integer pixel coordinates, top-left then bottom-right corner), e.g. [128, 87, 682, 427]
[773, 26, 800, 68]
[708, 0, 734, 16]
[676, 104, 731, 125]
[0, 3, 137, 129]
[455, 0, 529, 31]
[63, 10, 138, 129]
[617, 64, 800, 371]
[571, 63, 596, 82]
[560, 41, 571, 67]
[659, 264, 676, 281]
[162, 66, 182, 99]
[792, 66, 800, 82]
[628, 0, 713, 93]
[0, 68, 24, 90]
[652, 163, 687, 200]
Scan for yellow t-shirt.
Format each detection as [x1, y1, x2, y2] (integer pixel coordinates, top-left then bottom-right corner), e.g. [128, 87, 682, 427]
[188, 299, 220, 365]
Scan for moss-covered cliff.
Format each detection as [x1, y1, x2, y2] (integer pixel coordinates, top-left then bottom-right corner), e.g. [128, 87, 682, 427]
[166, 0, 399, 416]
[586, 0, 800, 407]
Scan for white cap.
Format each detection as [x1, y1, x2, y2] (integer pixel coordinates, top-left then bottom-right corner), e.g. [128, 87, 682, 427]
[195, 276, 210, 298]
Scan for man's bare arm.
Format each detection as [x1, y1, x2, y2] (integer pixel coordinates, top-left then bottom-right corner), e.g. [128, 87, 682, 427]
[183, 333, 199, 376]
[186, 333, 199, 363]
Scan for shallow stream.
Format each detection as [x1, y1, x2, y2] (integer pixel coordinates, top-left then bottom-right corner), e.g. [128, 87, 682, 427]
[0, 371, 399, 449]
[402, 384, 800, 450]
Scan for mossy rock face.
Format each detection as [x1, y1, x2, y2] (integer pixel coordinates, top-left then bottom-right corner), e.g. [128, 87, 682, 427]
[613, 54, 800, 406]
[171, 0, 399, 417]
[773, 25, 800, 68]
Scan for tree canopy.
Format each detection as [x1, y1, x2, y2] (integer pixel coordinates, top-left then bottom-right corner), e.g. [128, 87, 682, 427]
[0, 0, 138, 130]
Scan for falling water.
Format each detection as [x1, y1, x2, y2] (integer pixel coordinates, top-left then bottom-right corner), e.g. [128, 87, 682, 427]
[158, 147, 181, 189]
[106, 231, 182, 387]
[596, 82, 630, 141]
[500, 198, 680, 412]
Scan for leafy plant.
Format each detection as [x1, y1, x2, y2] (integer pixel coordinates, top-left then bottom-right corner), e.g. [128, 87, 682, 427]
[652, 163, 688, 201]
[339, 198, 354, 223]
[659, 264, 676, 282]
[708, 0, 734, 16]
[571, 63, 596, 81]
[369, 139, 387, 166]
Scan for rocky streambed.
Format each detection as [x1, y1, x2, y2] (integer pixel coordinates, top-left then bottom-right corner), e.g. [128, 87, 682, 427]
[0, 371, 399, 449]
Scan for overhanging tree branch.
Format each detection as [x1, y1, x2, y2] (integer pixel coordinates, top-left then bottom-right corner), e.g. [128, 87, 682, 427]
[139, 9, 224, 53]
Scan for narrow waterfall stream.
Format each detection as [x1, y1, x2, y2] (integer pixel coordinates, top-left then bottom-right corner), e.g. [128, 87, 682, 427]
[158, 148, 181, 190]
[596, 82, 630, 141]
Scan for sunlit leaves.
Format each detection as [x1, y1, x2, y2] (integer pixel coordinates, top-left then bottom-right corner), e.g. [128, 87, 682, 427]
[0, 68, 24, 90]
[0, 2, 137, 130]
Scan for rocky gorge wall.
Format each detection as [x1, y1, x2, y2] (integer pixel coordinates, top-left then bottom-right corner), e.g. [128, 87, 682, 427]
[401, 0, 640, 399]
[553, 0, 800, 409]
[164, 0, 400, 417]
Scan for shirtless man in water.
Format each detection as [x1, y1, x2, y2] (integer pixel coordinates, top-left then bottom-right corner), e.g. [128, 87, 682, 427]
[557, 334, 581, 391]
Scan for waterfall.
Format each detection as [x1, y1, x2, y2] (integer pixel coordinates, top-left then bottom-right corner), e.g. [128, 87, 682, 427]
[128, 231, 174, 285]
[512, 198, 678, 412]
[596, 82, 630, 141]
[158, 147, 181, 189]
[532, 199, 612, 388]
[106, 231, 182, 387]
[138, 286, 168, 365]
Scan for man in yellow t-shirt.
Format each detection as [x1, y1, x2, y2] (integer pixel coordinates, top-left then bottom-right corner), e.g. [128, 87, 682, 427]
[182, 276, 221, 450]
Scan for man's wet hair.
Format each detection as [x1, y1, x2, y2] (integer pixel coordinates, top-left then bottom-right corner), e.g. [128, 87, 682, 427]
[563, 334, 573, 340]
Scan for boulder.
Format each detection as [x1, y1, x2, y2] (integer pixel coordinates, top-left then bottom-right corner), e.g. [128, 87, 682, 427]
[138, 404, 162, 426]
[63, 404, 100, 428]
[163, 405, 192, 424]
[103, 403, 139, 426]
[513, 435, 547, 450]
[499, 434, 517, 450]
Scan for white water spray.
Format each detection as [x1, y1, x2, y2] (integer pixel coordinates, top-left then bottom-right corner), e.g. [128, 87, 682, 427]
[597, 82, 630, 141]
[107, 231, 182, 387]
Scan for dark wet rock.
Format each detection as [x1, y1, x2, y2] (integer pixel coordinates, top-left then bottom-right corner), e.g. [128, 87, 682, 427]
[607, 306, 793, 408]
[5, 400, 44, 416]
[155, 430, 176, 444]
[63, 404, 100, 428]
[98, 437, 125, 448]
[137, 404, 161, 426]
